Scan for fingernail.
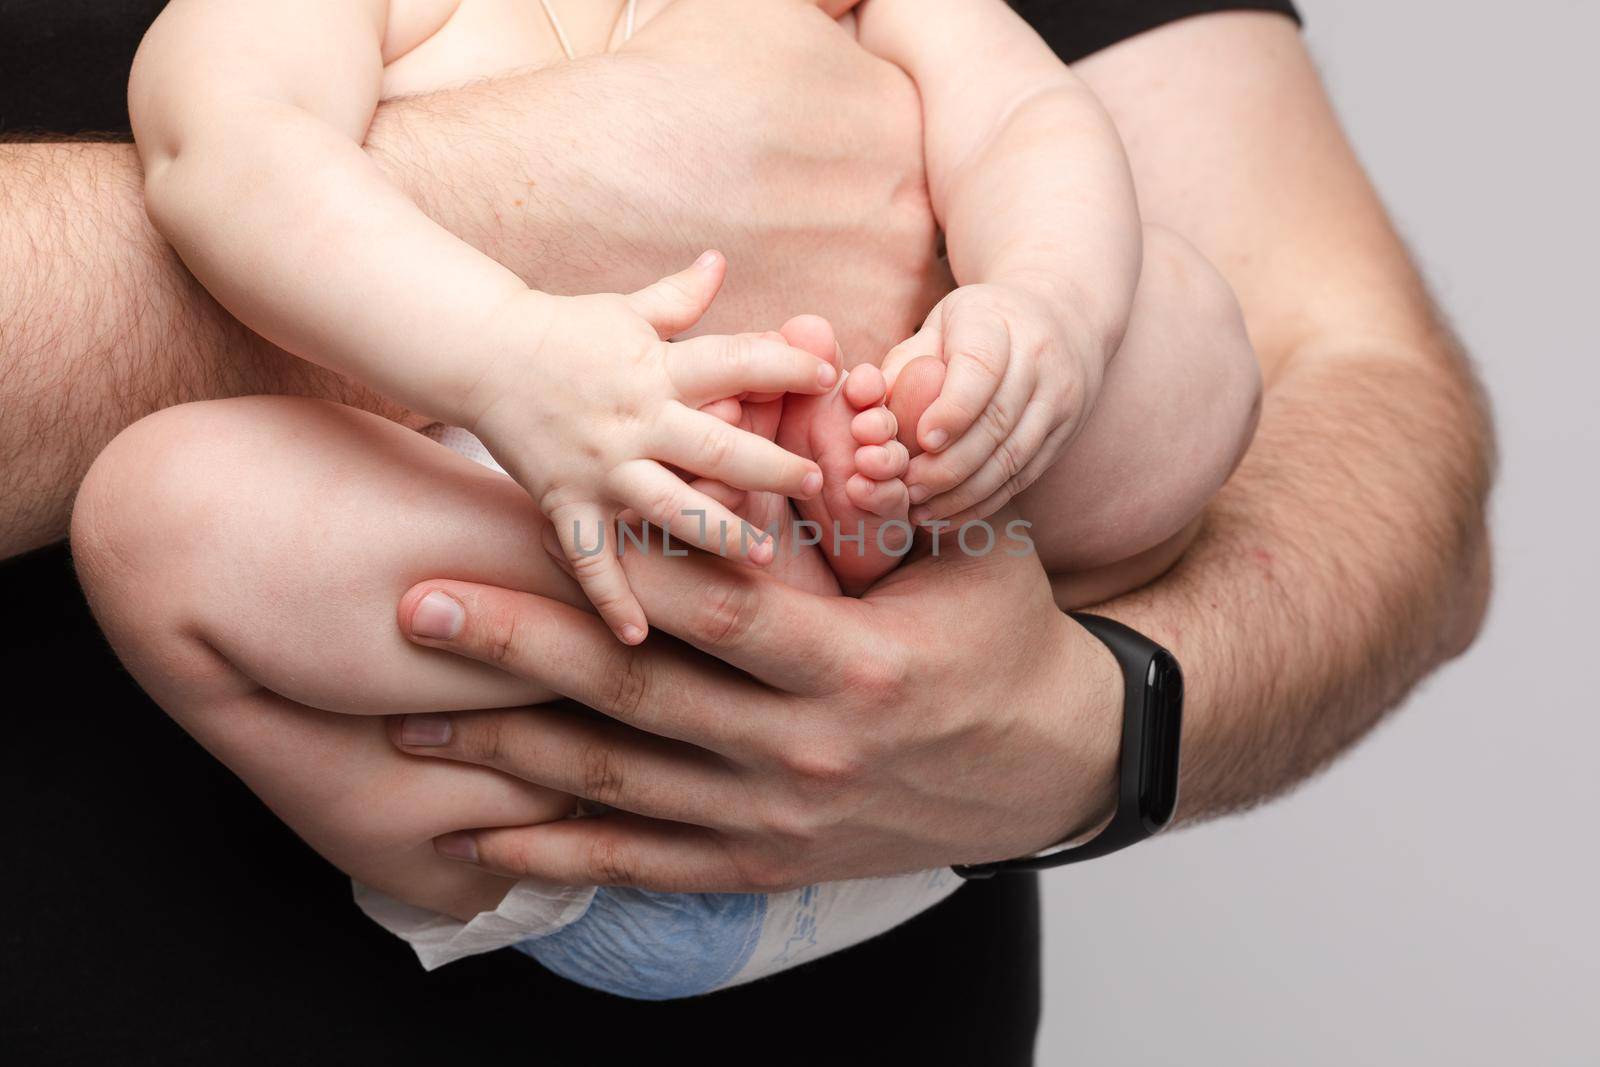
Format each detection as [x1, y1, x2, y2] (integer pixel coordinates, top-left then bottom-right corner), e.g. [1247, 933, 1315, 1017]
[399, 714, 452, 747]
[924, 429, 949, 451]
[434, 833, 479, 864]
[620, 624, 646, 645]
[817, 362, 838, 388]
[801, 471, 824, 496]
[695, 250, 719, 269]
[908, 484, 931, 504]
[411, 591, 464, 640]
[911, 507, 931, 525]
[750, 539, 775, 565]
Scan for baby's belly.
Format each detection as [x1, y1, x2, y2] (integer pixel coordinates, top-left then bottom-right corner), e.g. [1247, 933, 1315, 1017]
[378, 0, 932, 360]
[381, 0, 674, 99]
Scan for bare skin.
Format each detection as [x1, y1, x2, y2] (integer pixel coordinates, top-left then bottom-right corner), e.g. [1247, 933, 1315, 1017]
[74, 217, 1251, 919]
[48, 10, 1490, 911]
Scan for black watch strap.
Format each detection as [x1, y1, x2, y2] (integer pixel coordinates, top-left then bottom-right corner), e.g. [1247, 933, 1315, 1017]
[953, 612, 1184, 878]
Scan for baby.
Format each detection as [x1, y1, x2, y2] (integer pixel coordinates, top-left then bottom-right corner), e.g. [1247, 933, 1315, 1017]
[78, 0, 1260, 996]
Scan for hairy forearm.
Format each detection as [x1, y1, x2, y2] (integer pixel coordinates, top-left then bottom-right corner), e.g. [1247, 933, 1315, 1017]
[1101, 330, 1494, 820]
[0, 141, 410, 557]
[3, 5, 945, 559]
[0, 68, 606, 559]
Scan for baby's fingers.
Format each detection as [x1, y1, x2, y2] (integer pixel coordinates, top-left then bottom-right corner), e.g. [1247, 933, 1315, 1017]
[667, 332, 837, 406]
[548, 501, 648, 645]
[910, 401, 1054, 525]
[610, 460, 778, 566]
[628, 250, 727, 339]
[920, 303, 1011, 453]
[653, 406, 823, 499]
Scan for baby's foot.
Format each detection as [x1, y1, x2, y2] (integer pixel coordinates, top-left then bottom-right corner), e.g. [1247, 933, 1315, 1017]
[775, 316, 912, 594]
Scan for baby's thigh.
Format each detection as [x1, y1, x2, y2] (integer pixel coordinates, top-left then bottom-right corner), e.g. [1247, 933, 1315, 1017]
[73, 397, 584, 917]
[75, 396, 582, 718]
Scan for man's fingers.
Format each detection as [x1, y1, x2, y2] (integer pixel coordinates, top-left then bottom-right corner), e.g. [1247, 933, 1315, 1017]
[609, 459, 778, 565]
[920, 302, 1011, 453]
[627, 250, 726, 338]
[392, 703, 738, 823]
[435, 812, 753, 892]
[666, 332, 837, 405]
[398, 580, 761, 747]
[652, 406, 823, 500]
[614, 546, 857, 693]
[550, 502, 647, 644]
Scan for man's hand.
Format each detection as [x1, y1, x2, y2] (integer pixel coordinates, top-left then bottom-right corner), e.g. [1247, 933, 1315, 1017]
[380, 12, 1495, 892]
[388, 530, 1122, 890]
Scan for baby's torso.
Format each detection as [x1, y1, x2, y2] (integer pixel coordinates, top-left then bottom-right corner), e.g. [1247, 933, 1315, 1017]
[381, 1, 862, 98]
[380, 0, 669, 99]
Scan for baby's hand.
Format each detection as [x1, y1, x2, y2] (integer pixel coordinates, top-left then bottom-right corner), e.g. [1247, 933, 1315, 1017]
[882, 282, 1103, 526]
[467, 251, 836, 644]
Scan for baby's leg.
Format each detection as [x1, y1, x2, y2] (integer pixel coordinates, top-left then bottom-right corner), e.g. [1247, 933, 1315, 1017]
[72, 396, 585, 919]
[1020, 224, 1260, 564]
[1021, 225, 1261, 602]
[891, 226, 1262, 604]
[775, 316, 914, 595]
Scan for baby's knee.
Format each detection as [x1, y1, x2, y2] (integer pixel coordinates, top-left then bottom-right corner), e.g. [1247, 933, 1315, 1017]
[1136, 223, 1262, 465]
[74, 401, 240, 628]
[73, 397, 367, 681]
[1140, 225, 1262, 403]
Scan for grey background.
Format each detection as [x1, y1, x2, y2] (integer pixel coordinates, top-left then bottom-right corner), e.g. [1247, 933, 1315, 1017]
[1038, 1, 1600, 1062]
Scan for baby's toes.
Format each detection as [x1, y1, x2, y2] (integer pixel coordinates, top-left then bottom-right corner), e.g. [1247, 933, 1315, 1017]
[841, 363, 887, 409]
[855, 441, 909, 482]
[846, 474, 910, 519]
[850, 405, 898, 446]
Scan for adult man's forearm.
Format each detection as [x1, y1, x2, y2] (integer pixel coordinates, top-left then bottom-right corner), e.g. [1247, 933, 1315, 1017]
[1063, 14, 1496, 824]
[0, 140, 437, 558]
[2, 16, 938, 559]
[0, 72, 603, 557]
[1102, 333, 1494, 820]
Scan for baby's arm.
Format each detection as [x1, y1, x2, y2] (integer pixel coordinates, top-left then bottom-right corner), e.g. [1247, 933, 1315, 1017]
[130, 1, 836, 643]
[129, 0, 525, 422]
[852, 0, 1143, 515]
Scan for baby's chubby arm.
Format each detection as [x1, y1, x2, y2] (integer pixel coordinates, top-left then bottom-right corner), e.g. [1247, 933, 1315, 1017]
[848, 0, 1143, 518]
[130, 0, 836, 643]
[129, 0, 528, 422]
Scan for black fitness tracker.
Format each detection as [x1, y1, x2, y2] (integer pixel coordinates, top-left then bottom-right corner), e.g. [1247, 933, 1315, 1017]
[954, 612, 1183, 878]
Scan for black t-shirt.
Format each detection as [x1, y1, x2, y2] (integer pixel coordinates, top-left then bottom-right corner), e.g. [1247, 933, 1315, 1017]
[0, 2, 1297, 1064]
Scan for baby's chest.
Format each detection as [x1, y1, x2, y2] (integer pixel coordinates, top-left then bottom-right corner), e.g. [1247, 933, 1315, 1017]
[380, 0, 670, 99]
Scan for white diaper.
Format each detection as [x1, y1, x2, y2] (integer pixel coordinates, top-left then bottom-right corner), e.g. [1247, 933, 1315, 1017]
[357, 869, 961, 998]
